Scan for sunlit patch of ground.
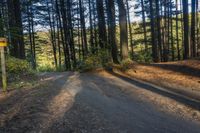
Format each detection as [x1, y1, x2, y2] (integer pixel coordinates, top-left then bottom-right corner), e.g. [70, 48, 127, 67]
[128, 59, 200, 91]
[39, 73, 82, 131]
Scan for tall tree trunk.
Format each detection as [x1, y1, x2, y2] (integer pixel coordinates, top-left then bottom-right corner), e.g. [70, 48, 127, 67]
[117, 0, 129, 60]
[191, 0, 196, 57]
[180, 0, 184, 57]
[56, 0, 68, 70]
[96, 0, 107, 49]
[60, 0, 71, 69]
[107, 0, 119, 63]
[182, 0, 190, 59]
[7, 0, 25, 59]
[141, 0, 148, 52]
[155, 0, 161, 62]
[170, 0, 174, 61]
[27, 5, 36, 69]
[7, 0, 18, 58]
[0, 6, 3, 37]
[46, 0, 58, 68]
[67, 0, 76, 68]
[88, 0, 94, 53]
[163, 1, 169, 62]
[92, 2, 98, 52]
[79, 0, 88, 57]
[149, 0, 159, 62]
[126, 0, 134, 59]
[175, 0, 180, 60]
[14, 0, 25, 59]
[197, 0, 200, 56]
[30, 7, 36, 69]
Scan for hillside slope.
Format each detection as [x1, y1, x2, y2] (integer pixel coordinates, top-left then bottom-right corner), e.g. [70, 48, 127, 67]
[112, 59, 200, 101]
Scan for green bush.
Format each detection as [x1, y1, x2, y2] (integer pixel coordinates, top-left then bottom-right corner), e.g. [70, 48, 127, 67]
[120, 58, 135, 71]
[37, 65, 56, 72]
[3, 56, 31, 74]
[77, 49, 111, 72]
[98, 49, 110, 66]
[134, 50, 152, 63]
[77, 55, 102, 72]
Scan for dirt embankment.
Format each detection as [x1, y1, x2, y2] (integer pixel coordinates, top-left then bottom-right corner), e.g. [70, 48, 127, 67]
[111, 59, 200, 102]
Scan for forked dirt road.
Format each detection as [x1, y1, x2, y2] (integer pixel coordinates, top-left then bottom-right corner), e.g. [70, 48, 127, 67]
[0, 72, 200, 133]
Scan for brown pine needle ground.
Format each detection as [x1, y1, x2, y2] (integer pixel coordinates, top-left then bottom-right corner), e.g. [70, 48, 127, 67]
[111, 59, 200, 101]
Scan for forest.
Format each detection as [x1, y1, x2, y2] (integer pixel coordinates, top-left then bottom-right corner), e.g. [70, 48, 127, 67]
[0, 0, 199, 70]
[0, 0, 200, 132]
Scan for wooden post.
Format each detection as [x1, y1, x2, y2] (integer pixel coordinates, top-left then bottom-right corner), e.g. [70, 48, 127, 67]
[0, 38, 7, 93]
[1, 47, 7, 92]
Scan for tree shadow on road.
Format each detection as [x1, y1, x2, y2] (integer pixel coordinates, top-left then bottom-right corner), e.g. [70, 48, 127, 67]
[0, 72, 75, 133]
[1, 71, 200, 133]
[47, 72, 200, 133]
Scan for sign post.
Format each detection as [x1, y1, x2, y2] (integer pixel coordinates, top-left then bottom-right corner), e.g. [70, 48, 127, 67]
[0, 38, 7, 92]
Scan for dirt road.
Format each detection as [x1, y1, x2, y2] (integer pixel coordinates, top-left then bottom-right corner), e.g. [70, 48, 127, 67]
[0, 72, 200, 133]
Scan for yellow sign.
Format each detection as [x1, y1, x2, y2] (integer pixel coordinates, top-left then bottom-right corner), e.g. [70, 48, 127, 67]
[0, 38, 7, 47]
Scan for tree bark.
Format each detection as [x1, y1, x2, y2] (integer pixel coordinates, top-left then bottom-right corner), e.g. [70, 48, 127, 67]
[107, 0, 119, 63]
[182, 0, 190, 59]
[117, 0, 129, 60]
[96, 0, 107, 49]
